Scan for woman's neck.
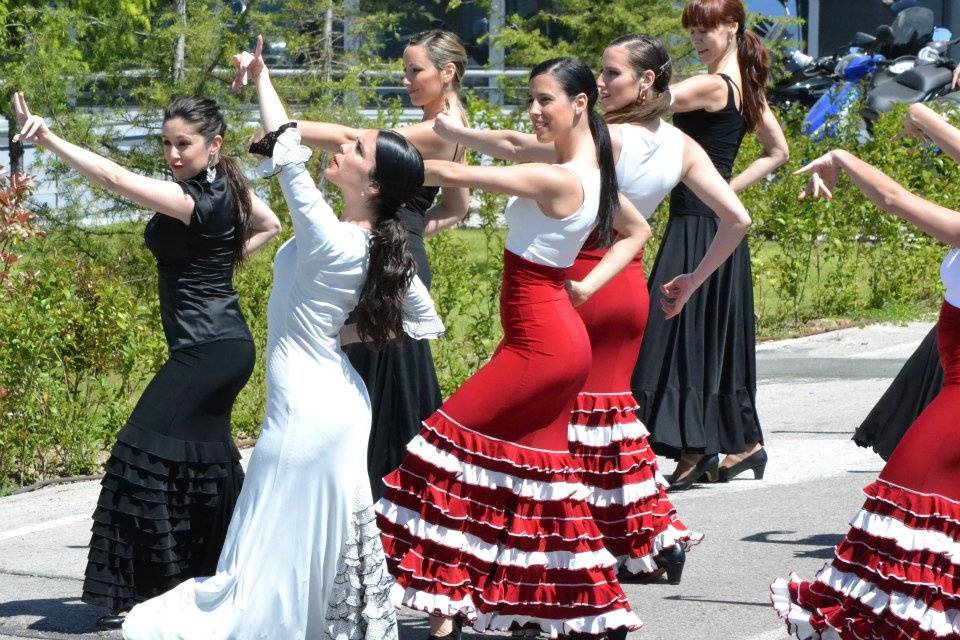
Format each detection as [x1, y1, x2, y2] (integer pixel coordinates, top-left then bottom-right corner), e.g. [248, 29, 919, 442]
[421, 91, 457, 120]
[554, 120, 598, 166]
[708, 47, 738, 76]
[340, 200, 374, 230]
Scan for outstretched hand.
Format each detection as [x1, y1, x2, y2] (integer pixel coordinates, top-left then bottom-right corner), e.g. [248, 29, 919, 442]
[433, 108, 465, 141]
[232, 34, 267, 93]
[794, 151, 843, 201]
[11, 92, 51, 145]
[660, 273, 696, 319]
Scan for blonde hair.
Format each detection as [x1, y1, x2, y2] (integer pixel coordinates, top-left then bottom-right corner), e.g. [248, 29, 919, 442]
[408, 29, 469, 125]
[602, 34, 673, 125]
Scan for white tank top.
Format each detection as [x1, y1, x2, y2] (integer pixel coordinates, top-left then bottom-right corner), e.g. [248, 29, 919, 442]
[615, 121, 685, 218]
[942, 248, 960, 308]
[503, 163, 601, 268]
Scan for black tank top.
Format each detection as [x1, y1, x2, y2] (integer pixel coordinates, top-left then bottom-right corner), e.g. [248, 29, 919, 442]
[669, 73, 747, 218]
[144, 167, 252, 351]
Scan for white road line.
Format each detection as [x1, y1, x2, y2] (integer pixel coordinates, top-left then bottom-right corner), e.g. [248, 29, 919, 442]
[0, 514, 88, 542]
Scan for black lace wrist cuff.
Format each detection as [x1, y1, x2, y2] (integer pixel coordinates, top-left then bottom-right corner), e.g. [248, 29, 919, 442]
[249, 122, 298, 157]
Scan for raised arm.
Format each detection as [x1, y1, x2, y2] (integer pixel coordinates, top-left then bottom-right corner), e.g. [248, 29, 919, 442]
[11, 92, 195, 224]
[660, 134, 751, 318]
[902, 103, 960, 165]
[424, 159, 581, 220]
[797, 149, 960, 247]
[433, 112, 555, 163]
[296, 121, 363, 154]
[565, 193, 652, 306]
[728, 104, 789, 193]
[242, 191, 283, 257]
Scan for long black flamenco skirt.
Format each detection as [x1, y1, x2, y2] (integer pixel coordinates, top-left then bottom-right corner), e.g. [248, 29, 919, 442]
[81, 338, 253, 613]
[345, 338, 442, 501]
[853, 324, 943, 460]
[631, 213, 762, 458]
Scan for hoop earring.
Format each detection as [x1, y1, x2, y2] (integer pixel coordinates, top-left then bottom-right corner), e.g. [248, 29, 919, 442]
[206, 156, 217, 183]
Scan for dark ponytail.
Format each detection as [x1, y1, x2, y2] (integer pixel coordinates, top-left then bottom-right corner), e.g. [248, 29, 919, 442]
[163, 96, 251, 266]
[529, 57, 619, 249]
[682, 0, 770, 131]
[354, 130, 424, 348]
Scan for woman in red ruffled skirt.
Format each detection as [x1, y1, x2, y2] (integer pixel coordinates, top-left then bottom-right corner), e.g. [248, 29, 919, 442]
[772, 148, 960, 639]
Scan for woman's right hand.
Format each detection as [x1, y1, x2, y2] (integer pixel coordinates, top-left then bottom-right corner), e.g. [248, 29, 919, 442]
[232, 34, 268, 93]
[11, 92, 51, 145]
[794, 150, 844, 201]
[433, 110, 466, 142]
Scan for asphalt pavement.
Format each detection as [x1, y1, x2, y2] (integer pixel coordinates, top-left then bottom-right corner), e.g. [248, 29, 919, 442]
[0, 321, 934, 640]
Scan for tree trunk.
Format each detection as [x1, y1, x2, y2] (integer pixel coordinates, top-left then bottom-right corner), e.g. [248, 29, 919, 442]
[8, 116, 23, 175]
[323, 5, 334, 83]
[173, 0, 187, 83]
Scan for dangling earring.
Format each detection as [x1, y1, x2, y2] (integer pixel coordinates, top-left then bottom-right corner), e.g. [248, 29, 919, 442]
[206, 156, 217, 183]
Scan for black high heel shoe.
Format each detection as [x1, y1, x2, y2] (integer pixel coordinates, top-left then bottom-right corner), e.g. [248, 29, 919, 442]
[617, 544, 686, 585]
[96, 613, 127, 630]
[666, 454, 719, 492]
[429, 617, 463, 640]
[718, 448, 768, 482]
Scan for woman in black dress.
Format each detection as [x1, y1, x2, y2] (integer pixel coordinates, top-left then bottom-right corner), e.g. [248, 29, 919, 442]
[297, 30, 469, 500]
[631, 0, 789, 490]
[11, 93, 281, 628]
[853, 102, 960, 459]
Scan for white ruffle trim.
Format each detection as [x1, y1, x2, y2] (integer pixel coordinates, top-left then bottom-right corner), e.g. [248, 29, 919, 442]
[771, 574, 839, 640]
[851, 508, 960, 561]
[323, 503, 399, 640]
[619, 525, 705, 576]
[390, 582, 478, 619]
[377, 500, 617, 570]
[253, 127, 312, 178]
[567, 421, 650, 447]
[402, 314, 445, 341]
[585, 477, 662, 508]
[404, 436, 591, 502]
[474, 607, 643, 639]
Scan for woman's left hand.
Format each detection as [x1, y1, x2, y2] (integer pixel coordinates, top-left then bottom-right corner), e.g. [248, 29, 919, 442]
[232, 34, 267, 92]
[660, 273, 696, 319]
[564, 279, 593, 307]
[11, 92, 51, 145]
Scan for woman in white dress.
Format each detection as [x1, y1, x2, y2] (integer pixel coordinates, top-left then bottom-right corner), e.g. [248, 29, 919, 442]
[121, 37, 444, 640]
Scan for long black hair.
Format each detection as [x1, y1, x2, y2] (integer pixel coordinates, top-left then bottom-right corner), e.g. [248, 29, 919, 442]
[529, 57, 618, 248]
[354, 130, 424, 348]
[163, 96, 252, 266]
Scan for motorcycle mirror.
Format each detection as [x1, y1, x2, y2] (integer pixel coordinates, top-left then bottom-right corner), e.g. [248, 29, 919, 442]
[875, 24, 894, 43]
[852, 32, 879, 48]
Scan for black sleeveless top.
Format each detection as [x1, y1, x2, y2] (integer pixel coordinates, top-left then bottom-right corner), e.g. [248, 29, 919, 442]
[144, 167, 252, 351]
[669, 73, 747, 218]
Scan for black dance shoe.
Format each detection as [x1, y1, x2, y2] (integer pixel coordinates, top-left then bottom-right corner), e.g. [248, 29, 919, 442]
[607, 627, 629, 640]
[429, 617, 463, 640]
[96, 613, 126, 630]
[718, 448, 768, 482]
[666, 454, 719, 492]
[618, 544, 686, 585]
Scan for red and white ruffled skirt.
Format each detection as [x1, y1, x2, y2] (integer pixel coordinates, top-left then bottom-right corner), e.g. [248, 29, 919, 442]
[772, 301, 960, 639]
[376, 250, 642, 637]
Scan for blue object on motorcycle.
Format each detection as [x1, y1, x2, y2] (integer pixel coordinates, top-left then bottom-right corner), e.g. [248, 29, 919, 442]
[803, 82, 859, 139]
[932, 27, 952, 42]
[842, 54, 884, 81]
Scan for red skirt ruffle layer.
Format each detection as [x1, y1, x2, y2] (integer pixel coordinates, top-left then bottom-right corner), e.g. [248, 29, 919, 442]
[376, 411, 643, 638]
[771, 479, 960, 639]
[568, 391, 703, 576]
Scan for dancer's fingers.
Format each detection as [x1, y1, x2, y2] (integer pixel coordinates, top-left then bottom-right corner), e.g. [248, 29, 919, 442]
[792, 162, 816, 176]
[255, 34, 264, 59]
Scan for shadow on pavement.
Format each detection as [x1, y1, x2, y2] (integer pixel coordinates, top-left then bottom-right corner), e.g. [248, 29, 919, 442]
[741, 530, 843, 560]
[0, 596, 104, 636]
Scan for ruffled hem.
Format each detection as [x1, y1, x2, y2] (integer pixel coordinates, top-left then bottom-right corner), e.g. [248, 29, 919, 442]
[377, 413, 639, 638]
[633, 385, 761, 456]
[81, 426, 243, 613]
[769, 479, 960, 640]
[323, 503, 399, 640]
